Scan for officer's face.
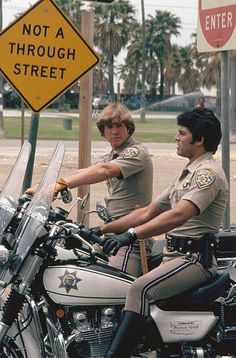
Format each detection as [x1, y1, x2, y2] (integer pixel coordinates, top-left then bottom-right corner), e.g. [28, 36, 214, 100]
[175, 126, 197, 160]
[104, 123, 130, 149]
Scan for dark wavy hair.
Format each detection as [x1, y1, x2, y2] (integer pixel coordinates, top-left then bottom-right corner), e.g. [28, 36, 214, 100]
[177, 108, 222, 154]
[96, 103, 135, 136]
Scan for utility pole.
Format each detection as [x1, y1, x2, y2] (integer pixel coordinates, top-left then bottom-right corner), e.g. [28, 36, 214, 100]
[221, 51, 230, 230]
[77, 4, 94, 224]
[140, 0, 146, 123]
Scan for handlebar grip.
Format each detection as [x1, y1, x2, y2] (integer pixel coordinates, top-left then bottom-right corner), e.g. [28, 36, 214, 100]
[80, 227, 102, 245]
[61, 188, 72, 203]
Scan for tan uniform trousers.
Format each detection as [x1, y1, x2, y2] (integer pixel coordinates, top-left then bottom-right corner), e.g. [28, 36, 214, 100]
[125, 253, 217, 316]
[108, 241, 153, 278]
[94, 240, 153, 278]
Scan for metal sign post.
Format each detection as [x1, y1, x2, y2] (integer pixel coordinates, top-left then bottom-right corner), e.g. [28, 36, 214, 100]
[197, 0, 236, 229]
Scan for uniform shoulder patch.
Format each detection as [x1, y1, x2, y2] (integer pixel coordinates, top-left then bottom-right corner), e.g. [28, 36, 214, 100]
[121, 147, 140, 158]
[195, 168, 216, 189]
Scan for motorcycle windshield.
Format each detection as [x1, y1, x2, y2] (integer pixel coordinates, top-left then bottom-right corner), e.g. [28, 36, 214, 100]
[0, 141, 31, 243]
[7, 142, 65, 279]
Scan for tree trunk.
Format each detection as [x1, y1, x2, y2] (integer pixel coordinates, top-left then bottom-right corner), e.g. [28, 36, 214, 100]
[108, 53, 115, 101]
[159, 60, 164, 100]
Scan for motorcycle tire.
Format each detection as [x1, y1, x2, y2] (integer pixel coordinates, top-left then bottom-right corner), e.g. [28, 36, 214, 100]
[0, 341, 24, 358]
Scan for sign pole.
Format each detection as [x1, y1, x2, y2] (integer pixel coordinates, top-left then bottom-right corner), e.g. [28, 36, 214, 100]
[197, 0, 235, 230]
[77, 8, 94, 224]
[221, 51, 230, 229]
[23, 112, 40, 191]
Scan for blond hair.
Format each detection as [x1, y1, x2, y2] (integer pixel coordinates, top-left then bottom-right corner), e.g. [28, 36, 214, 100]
[96, 103, 135, 136]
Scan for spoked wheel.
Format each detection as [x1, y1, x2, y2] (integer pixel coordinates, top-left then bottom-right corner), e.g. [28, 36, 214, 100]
[0, 341, 24, 358]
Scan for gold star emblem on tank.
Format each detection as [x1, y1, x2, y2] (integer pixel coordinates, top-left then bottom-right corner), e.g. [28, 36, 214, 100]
[58, 270, 81, 293]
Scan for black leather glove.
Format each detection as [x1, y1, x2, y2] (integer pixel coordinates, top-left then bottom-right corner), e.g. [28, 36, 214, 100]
[89, 226, 102, 237]
[101, 232, 136, 256]
[79, 227, 101, 244]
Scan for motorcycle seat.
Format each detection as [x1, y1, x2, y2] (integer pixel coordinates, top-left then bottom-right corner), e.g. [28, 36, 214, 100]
[158, 270, 230, 310]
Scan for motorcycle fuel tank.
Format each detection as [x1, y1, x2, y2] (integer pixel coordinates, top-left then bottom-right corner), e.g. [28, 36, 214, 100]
[43, 263, 133, 305]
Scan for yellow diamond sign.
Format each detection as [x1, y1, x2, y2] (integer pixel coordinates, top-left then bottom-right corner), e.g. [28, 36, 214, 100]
[0, 0, 99, 113]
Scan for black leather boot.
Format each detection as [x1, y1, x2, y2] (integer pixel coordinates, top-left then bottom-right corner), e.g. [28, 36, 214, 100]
[104, 310, 146, 358]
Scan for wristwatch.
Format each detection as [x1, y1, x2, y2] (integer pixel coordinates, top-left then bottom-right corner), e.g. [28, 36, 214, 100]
[127, 228, 137, 241]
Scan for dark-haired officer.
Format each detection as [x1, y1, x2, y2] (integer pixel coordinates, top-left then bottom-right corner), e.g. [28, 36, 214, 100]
[99, 107, 228, 358]
[26, 102, 153, 277]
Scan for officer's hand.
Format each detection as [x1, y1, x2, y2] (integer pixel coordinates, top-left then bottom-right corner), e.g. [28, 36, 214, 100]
[25, 177, 69, 199]
[89, 226, 102, 237]
[101, 232, 136, 256]
[54, 178, 69, 198]
[25, 184, 38, 196]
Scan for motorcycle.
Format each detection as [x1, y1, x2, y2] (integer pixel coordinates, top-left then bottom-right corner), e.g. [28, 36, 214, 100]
[0, 143, 236, 357]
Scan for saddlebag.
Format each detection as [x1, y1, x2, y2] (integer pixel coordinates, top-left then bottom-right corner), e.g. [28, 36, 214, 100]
[218, 230, 236, 259]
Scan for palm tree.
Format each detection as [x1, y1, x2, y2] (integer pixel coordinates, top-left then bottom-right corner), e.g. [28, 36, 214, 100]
[55, 0, 82, 25]
[146, 10, 181, 99]
[117, 59, 139, 95]
[178, 45, 201, 94]
[191, 34, 221, 115]
[93, 0, 136, 101]
[164, 44, 181, 95]
[119, 23, 142, 94]
[146, 57, 159, 98]
[93, 54, 109, 93]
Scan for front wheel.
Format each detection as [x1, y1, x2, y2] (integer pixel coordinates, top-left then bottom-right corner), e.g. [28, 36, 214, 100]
[0, 341, 24, 358]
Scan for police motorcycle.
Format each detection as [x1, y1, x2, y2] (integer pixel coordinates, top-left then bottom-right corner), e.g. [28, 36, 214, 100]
[0, 144, 236, 357]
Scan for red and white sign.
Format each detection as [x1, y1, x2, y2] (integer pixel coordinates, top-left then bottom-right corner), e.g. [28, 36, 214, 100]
[197, 0, 236, 52]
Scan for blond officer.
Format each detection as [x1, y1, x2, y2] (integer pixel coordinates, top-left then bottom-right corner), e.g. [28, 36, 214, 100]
[99, 108, 228, 358]
[26, 102, 153, 277]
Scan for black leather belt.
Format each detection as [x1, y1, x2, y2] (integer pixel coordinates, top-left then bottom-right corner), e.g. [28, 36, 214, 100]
[166, 235, 205, 254]
[166, 234, 218, 268]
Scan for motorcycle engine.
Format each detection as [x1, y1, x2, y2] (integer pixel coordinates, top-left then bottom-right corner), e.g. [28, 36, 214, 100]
[67, 306, 119, 358]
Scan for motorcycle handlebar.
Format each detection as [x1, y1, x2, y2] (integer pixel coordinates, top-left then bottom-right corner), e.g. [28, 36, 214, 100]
[80, 227, 103, 245]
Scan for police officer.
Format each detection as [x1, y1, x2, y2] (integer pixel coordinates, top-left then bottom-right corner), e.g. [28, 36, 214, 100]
[98, 108, 228, 358]
[26, 102, 153, 277]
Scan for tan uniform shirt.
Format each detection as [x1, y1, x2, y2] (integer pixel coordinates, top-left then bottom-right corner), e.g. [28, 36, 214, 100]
[100, 137, 153, 219]
[155, 152, 228, 238]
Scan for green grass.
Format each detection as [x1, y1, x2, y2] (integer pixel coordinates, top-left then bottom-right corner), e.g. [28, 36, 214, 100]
[3, 115, 178, 143]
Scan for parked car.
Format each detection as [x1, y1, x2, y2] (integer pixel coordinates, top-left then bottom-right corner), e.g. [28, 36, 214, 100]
[123, 95, 151, 110]
[204, 96, 216, 111]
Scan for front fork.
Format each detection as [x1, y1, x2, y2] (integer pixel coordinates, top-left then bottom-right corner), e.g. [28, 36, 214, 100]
[0, 253, 44, 343]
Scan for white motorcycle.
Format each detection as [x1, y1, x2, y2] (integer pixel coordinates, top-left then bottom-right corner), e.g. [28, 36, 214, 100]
[0, 143, 236, 357]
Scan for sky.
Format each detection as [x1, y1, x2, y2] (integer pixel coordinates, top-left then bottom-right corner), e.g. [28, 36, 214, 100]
[2, 0, 198, 46]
